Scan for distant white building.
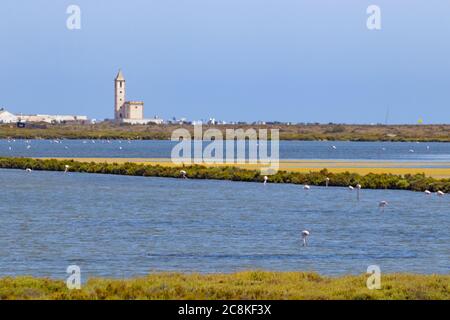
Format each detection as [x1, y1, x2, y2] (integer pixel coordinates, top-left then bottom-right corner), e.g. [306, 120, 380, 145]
[0, 107, 87, 124]
[17, 114, 88, 124]
[121, 117, 164, 125]
[0, 108, 18, 123]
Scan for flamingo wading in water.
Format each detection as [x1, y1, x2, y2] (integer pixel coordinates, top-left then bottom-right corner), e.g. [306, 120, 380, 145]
[301, 230, 310, 246]
[379, 201, 388, 212]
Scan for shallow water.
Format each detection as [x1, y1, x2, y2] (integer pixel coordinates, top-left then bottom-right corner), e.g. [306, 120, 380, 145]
[1, 139, 450, 161]
[0, 169, 448, 279]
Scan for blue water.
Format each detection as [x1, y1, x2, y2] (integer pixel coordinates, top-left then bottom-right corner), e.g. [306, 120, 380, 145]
[1, 139, 450, 161]
[0, 169, 448, 279]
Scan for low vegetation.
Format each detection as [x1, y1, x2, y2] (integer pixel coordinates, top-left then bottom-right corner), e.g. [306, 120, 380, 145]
[1, 157, 449, 192]
[1, 123, 449, 141]
[0, 272, 448, 300]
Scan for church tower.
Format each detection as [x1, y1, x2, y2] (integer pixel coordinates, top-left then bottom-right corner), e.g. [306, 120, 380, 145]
[114, 69, 126, 120]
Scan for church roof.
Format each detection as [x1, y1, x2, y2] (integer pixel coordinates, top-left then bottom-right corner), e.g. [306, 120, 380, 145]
[115, 69, 125, 81]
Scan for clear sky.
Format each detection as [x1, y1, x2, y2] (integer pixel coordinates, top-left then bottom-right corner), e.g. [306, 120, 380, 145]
[1, 0, 449, 123]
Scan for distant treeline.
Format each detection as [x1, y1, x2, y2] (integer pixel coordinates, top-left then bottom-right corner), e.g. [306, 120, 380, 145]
[1, 123, 450, 141]
[1, 157, 449, 193]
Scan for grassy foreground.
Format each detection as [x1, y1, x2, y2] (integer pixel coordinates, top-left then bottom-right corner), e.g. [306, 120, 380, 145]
[1, 156, 450, 192]
[0, 272, 448, 300]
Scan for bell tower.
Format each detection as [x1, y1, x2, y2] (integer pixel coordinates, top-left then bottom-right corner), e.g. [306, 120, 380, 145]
[114, 69, 126, 120]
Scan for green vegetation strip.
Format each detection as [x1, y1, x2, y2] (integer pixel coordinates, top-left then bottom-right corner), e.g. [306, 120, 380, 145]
[1, 123, 450, 141]
[1, 157, 450, 192]
[0, 272, 448, 300]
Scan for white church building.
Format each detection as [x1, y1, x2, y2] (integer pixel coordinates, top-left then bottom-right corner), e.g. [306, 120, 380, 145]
[114, 70, 163, 124]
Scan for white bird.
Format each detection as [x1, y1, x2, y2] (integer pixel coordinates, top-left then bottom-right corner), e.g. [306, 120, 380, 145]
[437, 191, 445, 196]
[332, 145, 337, 150]
[26, 145, 31, 149]
[409, 149, 415, 153]
[348, 186, 354, 190]
[424, 190, 432, 195]
[304, 185, 310, 190]
[325, 177, 330, 187]
[301, 230, 310, 247]
[119, 146, 123, 150]
[64, 165, 70, 173]
[379, 200, 388, 212]
[180, 170, 187, 179]
[25, 168, 32, 172]
[263, 176, 268, 185]
[356, 184, 362, 200]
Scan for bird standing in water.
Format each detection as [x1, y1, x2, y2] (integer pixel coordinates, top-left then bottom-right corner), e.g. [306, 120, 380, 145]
[379, 201, 388, 212]
[301, 230, 310, 246]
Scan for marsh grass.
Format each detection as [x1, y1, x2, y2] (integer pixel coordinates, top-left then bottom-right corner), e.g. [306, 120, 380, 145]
[0, 272, 448, 300]
[1, 157, 449, 192]
[43, 157, 450, 179]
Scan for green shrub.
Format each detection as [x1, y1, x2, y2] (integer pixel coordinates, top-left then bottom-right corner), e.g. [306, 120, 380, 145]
[0, 157, 449, 192]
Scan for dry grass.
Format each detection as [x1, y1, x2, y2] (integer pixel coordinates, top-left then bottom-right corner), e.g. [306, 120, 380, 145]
[0, 272, 448, 300]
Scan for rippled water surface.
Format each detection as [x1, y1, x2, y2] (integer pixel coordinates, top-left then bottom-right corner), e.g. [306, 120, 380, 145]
[0, 169, 448, 279]
[1, 139, 450, 161]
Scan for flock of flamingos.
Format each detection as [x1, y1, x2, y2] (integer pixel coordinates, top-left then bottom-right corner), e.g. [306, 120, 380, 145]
[4, 138, 448, 247]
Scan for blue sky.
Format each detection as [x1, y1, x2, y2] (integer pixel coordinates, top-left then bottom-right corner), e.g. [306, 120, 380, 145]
[1, 0, 449, 123]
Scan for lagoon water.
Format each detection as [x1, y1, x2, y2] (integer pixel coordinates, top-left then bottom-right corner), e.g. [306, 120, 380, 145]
[0, 169, 448, 279]
[1, 139, 450, 161]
